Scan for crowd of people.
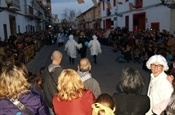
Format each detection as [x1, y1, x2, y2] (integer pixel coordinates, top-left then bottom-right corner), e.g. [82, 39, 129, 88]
[0, 50, 175, 115]
[0, 28, 175, 115]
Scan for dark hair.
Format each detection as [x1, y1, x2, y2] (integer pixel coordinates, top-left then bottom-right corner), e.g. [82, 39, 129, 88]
[118, 67, 145, 94]
[95, 93, 115, 110]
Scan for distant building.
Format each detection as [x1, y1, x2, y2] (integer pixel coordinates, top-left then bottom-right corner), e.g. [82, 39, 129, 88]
[77, 0, 175, 34]
[0, 0, 51, 41]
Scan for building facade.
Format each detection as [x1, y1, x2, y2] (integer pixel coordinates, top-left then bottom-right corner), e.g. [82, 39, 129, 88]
[0, 0, 51, 41]
[77, 0, 175, 34]
[77, 2, 101, 30]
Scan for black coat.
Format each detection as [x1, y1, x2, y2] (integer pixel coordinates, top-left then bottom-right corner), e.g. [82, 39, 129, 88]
[78, 36, 89, 58]
[113, 93, 150, 115]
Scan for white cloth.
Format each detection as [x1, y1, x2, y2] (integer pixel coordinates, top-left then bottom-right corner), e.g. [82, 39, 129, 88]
[146, 71, 173, 115]
[153, 98, 170, 115]
[57, 33, 64, 43]
[88, 36, 102, 56]
[64, 35, 82, 58]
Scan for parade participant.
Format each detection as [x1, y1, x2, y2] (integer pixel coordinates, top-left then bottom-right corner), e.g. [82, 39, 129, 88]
[78, 31, 89, 58]
[88, 35, 102, 64]
[146, 54, 173, 115]
[65, 34, 82, 64]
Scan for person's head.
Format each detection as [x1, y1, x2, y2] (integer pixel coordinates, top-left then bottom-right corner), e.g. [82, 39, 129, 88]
[78, 58, 91, 72]
[0, 63, 30, 99]
[51, 50, 62, 65]
[69, 34, 74, 40]
[118, 67, 145, 94]
[80, 31, 85, 36]
[92, 35, 97, 40]
[30, 73, 43, 87]
[92, 93, 115, 115]
[57, 69, 85, 101]
[146, 54, 169, 77]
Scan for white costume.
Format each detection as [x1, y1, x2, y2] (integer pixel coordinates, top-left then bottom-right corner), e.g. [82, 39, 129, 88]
[88, 35, 102, 56]
[57, 33, 64, 44]
[146, 72, 173, 115]
[64, 35, 82, 58]
[146, 55, 173, 115]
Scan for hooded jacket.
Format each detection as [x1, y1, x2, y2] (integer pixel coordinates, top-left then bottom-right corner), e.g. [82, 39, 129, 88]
[88, 35, 102, 56]
[0, 91, 49, 115]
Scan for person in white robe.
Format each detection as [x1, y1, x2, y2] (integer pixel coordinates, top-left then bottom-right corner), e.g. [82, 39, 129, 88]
[88, 35, 102, 64]
[64, 34, 82, 64]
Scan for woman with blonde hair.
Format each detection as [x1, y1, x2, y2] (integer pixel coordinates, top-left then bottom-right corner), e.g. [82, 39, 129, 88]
[52, 69, 95, 115]
[0, 62, 49, 115]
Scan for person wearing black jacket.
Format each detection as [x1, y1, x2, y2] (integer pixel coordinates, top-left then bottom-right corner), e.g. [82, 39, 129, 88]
[113, 67, 150, 115]
[78, 31, 89, 58]
[41, 50, 63, 115]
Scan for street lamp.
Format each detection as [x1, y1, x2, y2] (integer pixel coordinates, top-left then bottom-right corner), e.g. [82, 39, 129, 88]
[161, 0, 175, 9]
[0, 0, 13, 12]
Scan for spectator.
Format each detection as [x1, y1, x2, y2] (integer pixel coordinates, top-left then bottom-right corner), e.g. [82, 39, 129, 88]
[88, 35, 102, 64]
[146, 54, 173, 115]
[152, 62, 175, 114]
[29, 73, 44, 98]
[77, 58, 101, 98]
[64, 34, 82, 64]
[41, 50, 63, 115]
[167, 34, 175, 55]
[92, 93, 115, 115]
[52, 69, 95, 115]
[113, 67, 150, 115]
[0, 63, 49, 115]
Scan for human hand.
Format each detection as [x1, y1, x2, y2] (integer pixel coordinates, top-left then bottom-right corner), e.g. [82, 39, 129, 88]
[167, 75, 174, 84]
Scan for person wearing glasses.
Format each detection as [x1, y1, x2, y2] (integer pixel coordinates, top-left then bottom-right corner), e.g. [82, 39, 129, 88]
[146, 54, 173, 115]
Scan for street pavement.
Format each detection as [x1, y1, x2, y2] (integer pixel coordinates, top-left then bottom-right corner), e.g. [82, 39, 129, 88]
[27, 42, 151, 96]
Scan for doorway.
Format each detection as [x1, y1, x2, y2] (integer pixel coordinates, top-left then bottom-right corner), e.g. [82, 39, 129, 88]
[9, 15, 16, 35]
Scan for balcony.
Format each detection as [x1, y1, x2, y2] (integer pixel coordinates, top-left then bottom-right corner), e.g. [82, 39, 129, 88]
[25, 6, 35, 19]
[9, 0, 21, 11]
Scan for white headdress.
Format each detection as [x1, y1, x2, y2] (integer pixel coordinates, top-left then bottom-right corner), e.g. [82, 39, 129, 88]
[146, 54, 169, 71]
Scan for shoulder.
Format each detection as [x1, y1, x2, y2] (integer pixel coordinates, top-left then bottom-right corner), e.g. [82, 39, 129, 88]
[53, 67, 63, 74]
[84, 77, 99, 84]
[158, 74, 173, 88]
[113, 93, 124, 100]
[20, 91, 43, 105]
[136, 94, 150, 102]
[53, 94, 60, 103]
[83, 90, 95, 99]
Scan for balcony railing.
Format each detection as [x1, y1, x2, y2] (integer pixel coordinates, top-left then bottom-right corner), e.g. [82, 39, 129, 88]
[9, 0, 21, 11]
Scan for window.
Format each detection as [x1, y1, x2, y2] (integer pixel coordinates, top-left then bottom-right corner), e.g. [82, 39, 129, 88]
[103, 1, 105, 10]
[135, 0, 142, 8]
[114, 0, 116, 6]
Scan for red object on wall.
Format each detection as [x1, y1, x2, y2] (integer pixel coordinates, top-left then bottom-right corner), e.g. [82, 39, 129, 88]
[151, 22, 160, 30]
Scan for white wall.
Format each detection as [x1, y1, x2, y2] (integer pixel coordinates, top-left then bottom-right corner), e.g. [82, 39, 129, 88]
[0, 0, 47, 41]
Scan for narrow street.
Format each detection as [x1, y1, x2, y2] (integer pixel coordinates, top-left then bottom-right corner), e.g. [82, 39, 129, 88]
[27, 42, 150, 95]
